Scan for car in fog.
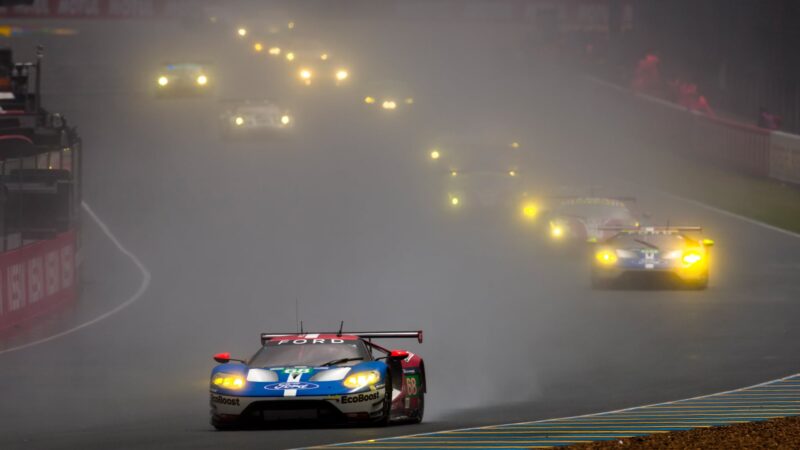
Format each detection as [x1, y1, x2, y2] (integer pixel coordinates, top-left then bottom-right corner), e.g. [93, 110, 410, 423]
[279, 39, 350, 87]
[445, 169, 538, 220]
[219, 99, 293, 139]
[545, 196, 640, 244]
[209, 330, 425, 429]
[362, 80, 414, 112]
[591, 226, 713, 289]
[155, 63, 212, 97]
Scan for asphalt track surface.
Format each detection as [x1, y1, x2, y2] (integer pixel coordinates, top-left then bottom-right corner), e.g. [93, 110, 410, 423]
[0, 17, 799, 450]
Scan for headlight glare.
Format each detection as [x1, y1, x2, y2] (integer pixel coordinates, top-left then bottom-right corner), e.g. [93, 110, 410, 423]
[281, 115, 291, 125]
[212, 372, 246, 390]
[196, 74, 208, 85]
[343, 370, 380, 389]
[595, 249, 618, 265]
[157, 76, 168, 86]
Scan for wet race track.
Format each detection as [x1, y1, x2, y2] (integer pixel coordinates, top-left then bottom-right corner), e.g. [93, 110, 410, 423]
[1, 17, 800, 450]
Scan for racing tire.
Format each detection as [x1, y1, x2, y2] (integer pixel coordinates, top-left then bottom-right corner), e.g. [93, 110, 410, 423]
[408, 389, 425, 424]
[374, 374, 393, 426]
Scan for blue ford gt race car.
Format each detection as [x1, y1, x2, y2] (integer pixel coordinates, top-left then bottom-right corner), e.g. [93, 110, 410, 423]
[591, 226, 714, 289]
[209, 330, 425, 429]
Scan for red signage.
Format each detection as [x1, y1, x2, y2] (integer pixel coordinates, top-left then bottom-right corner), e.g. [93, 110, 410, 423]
[0, 230, 77, 331]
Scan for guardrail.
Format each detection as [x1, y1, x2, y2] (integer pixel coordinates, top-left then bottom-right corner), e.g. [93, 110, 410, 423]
[589, 77, 800, 185]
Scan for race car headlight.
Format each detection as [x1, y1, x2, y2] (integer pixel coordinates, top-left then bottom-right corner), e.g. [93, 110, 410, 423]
[311, 367, 351, 382]
[335, 69, 349, 81]
[405, 97, 414, 105]
[299, 68, 312, 80]
[449, 196, 460, 207]
[343, 370, 380, 389]
[268, 47, 281, 56]
[196, 74, 208, 86]
[237, 27, 247, 37]
[281, 115, 291, 125]
[595, 249, 618, 265]
[508, 170, 517, 177]
[511, 141, 520, 149]
[550, 222, 565, 239]
[682, 251, 703, 267]
[212, 373, 246, 390]
[320, 53, 329, 61]
[521, 202, 539, 220]
[157, 76, 169, 86]
[364, 96, 376, 104]
[234, 116, 245, 126]
[286, 52, 295, 61]
[382, 100, 397, 110]
[430, 149, 440, 160]
[253, 42, 263, 52]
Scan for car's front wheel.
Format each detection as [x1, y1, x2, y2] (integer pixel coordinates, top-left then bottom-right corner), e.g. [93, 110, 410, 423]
[374, 375, 393, 426]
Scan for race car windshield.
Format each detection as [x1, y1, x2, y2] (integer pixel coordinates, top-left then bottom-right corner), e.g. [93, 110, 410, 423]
[249, 341, 371, 368]
[611, 234, 686, 249]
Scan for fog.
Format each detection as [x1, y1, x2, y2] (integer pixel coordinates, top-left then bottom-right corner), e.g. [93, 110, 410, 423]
[1, 4, 800, 450]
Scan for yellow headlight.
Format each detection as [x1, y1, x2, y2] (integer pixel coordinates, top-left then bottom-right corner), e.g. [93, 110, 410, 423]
[343, 370, 380, 389]
[287, 21, 295, 30]
[237, 27, 247, 37]
[281, 115, 291, 125]
[299, 69, 312, 80]
[382, 100, 397, 110]
[268, 47, 281, 56]
[430, 150, 440, 160]
[196, 74, 208, 85]
[234, 116, 244, 126]
[212, 373, 246, 390]
[450, 170, 458, 177]
[253, 42, 263, 52]
[157, 76, 168, 86]
[286, 52, 295, 61]
[508, 170, 516, 177]
[511, 141, 520, 148]
[450, 196, 460, 206]
[320, 53, 329, 61]
[550, 223, 564, 239]
[335, 69, 349, 81]
[364, 96, 375, 104]
[682, 252, 703, 266]
[522, 203, 538, 219]
[595, 249, 618, 265]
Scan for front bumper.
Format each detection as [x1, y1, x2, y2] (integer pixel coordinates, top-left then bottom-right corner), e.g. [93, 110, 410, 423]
[210, 386, 386, 424]
[592, 265, 708, 283]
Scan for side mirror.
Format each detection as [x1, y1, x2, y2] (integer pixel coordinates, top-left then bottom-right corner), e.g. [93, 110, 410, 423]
[389, 349, 409, 361]
[213, 352, 231, 364]
[702, 239, 715, 247]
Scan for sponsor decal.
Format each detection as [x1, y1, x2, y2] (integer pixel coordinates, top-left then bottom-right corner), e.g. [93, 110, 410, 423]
[341, 391, 381, 404]
[405, 374, 420, 398]
[283, 368, 311, 375]
[210, 394, 240, 406]
[274, 338, 344, 345]
[264, 382, 319, 391]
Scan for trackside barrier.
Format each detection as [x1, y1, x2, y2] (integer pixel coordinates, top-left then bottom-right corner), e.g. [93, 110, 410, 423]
[770, 132, 800, 185]
[589, 77, 786, 181]
[692, 114, 771, 177]
[0, 229, 76, 331]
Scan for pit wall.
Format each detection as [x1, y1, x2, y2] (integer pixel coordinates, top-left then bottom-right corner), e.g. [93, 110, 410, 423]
[0, 229, 77, 331]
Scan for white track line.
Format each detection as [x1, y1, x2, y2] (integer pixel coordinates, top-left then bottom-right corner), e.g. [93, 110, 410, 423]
[311, 373, 800, 449]
[0, 201, 151, 356]
[312, 189, 800, 449]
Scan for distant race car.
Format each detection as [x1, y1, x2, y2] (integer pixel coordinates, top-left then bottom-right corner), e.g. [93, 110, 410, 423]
[591, 226, 714, 289]
[279, 39, 350, 87]
[155, 63, 212, 97]
[362, 80, 414, 112]
[209, 330, 425, 429]
[219, 100, 293, 138]
[428, 134, 538, 220]
[546, 196, 640, 244]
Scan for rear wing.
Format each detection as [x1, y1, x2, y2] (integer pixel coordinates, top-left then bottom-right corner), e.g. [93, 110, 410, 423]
[260, 330, 423, 345]
[599, 226, 703, 233]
